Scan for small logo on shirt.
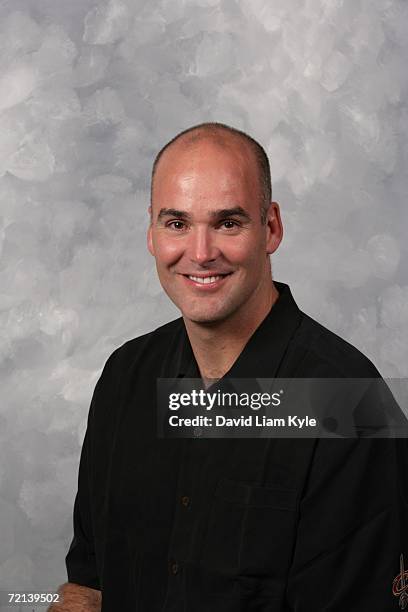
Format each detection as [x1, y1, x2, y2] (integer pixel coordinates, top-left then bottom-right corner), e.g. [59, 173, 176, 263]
[393, 554, 408, 609]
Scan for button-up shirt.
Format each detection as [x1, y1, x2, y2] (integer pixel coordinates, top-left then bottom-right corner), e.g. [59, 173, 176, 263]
[66, 282, 408, 611]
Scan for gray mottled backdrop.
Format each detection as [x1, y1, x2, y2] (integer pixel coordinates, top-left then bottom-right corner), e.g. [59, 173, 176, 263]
[0, 0, 407, 600]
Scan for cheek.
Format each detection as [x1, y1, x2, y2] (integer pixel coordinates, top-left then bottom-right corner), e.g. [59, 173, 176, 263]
[221, 234, 265, 264]
[153, 236, 184, 266]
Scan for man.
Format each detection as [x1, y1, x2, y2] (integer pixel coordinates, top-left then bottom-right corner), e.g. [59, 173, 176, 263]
[51, 123, 407, 611]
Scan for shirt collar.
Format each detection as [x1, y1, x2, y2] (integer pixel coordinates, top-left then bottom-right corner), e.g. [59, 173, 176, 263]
[167, 282, 302, 380]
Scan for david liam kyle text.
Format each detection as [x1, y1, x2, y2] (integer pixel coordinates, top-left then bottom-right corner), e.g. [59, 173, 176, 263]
[168, 414, 318, 428]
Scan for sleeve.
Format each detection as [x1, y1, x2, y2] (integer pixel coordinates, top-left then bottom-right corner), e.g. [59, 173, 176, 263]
[286, 437, 408, 611]
[65, 350, 120, 589]
[65, 427, 100, 589]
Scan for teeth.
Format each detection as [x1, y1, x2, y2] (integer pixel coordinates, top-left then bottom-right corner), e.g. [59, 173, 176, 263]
[188, 275, 223, 284]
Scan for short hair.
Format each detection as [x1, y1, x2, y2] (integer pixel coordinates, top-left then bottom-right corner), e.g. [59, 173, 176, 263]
[151, 122, 272, 223]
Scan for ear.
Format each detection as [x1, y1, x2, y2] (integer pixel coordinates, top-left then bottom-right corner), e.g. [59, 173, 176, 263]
[147, 206, 155, 256]
[265, 201, 283, 255]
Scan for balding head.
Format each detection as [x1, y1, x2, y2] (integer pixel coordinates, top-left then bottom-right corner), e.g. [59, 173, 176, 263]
[151, 122, 272, 223]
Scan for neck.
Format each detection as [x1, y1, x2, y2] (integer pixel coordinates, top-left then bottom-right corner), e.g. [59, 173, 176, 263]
[183, 281, 279, 384]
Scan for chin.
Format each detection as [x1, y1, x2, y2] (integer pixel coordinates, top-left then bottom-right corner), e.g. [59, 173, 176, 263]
[182, 305, 235, 326]
[183, 312, 219, 325]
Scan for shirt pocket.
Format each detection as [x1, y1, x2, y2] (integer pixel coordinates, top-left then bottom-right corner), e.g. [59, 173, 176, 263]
[201, 479, 299, 578]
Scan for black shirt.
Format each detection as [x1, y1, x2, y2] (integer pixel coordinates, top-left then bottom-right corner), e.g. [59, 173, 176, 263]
[66, 282, 408, 611]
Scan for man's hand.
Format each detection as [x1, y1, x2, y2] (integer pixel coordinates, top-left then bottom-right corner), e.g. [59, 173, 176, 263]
[47, 582, 101, 612]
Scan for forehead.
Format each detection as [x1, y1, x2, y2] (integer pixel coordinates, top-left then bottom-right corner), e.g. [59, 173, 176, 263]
[152, 136, 261, 204]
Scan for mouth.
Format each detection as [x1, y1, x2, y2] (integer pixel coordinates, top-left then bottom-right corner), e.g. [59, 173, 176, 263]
[181, 273, 232, 289]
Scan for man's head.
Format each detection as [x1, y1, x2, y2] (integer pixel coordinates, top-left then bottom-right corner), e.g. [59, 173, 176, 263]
[147, 122, 283, 326]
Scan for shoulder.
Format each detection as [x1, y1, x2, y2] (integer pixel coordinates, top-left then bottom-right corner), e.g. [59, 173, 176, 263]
[87, 317, 183, 424]
[114, 317, 183, 359]
[291, 312, 381, 378]
[99, 317, 184, 381]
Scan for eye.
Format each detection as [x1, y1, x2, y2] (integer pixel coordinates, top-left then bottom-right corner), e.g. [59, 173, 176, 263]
[220, 219, 239, 229]
[167, 220, 186, 231]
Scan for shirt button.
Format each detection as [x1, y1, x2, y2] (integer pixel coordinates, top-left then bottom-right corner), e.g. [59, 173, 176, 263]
[170, 561, 179, 575]
[181, 495, 190, 508]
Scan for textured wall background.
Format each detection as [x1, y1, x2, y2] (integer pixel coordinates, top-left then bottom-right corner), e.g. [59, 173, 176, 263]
[0, 0, 407, 600]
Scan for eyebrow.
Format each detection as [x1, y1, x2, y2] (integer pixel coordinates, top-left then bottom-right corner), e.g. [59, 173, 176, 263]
[210, 207, 251, 222]
[156, 206, 251, 222]
[157, 208, 191, 221]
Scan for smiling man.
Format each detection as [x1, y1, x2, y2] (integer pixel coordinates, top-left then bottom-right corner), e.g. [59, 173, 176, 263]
[52, 123, 407, 611]
[148, 127, 283, 384]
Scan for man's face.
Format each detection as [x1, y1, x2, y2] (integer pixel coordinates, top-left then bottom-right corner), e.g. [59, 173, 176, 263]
[148, 138, 282, 325]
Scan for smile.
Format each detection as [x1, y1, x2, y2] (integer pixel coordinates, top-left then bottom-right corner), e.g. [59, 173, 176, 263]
[181, 273, 232, 289]
[188, 275, 225, 284]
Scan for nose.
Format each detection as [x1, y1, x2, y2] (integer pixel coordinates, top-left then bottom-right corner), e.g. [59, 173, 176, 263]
[187, 225, 220, 265]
